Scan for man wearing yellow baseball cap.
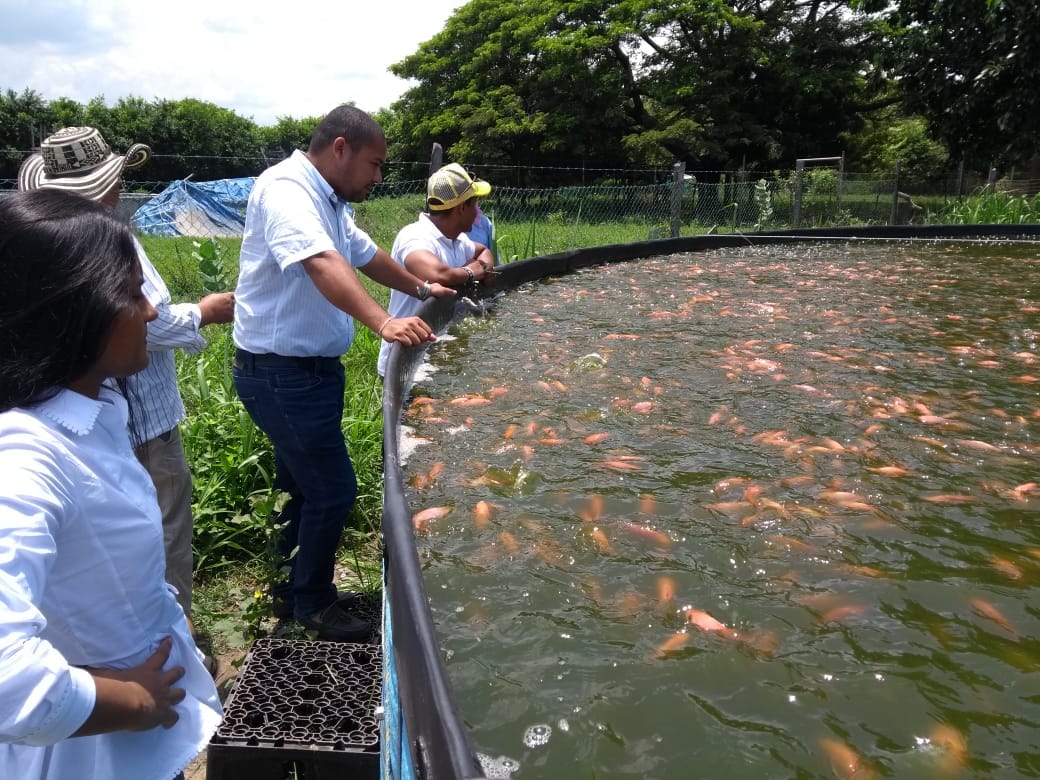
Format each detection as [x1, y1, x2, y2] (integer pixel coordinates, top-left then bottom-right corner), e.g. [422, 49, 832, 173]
[377, 163, 496, 377]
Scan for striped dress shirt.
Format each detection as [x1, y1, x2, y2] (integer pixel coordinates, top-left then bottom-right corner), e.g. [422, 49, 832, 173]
[128, 239, 206, 444]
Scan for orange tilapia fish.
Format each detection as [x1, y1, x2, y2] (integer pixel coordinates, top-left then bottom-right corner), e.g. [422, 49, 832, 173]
[819, 603, 867, 624]
[708, 406, 730, 425]
[922, 493, 977, 505]
[639, 493, 658, 515]
[579, 494, 604, 523]
[819, 738, 874, 780]
[971, 596, 1016, 634]
[653, 631, 690, 658]
[473, 500, 493, 528]
[499, 531, 520, 554]
[450, 394, 490, 407]
[412, 505, 452, 530]
[713, 476, 750, 494]
[589, 526, 615, 555]
[792, 383, 834, 397]
[584, 432, 611, 445]
[618, 520, 673, 547]
[929, 723, 968, 774]
[684, 608, 736, 637]
[595, 459, 642, 471]
[954, 438, 1002, 452]
[867, 465, 910, 477]
[989, 554, 1023, 581]
[656, 576, 677, 604]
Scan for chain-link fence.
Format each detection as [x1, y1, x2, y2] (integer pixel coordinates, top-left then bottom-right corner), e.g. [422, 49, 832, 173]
[2, 162, 1037, 256]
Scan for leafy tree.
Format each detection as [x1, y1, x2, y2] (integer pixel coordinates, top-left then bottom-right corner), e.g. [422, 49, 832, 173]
[389, 0, 638, 182]
[856, 0, 1040, 168]
[387, 0, 889, 176]
[0, 88, 49, 178]
[845, 106, 949, 182]
[258, 115, 322, 163]
[143, 99, 263, 181]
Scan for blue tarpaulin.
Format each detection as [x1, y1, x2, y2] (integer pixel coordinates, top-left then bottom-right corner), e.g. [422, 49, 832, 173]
[132, 178, 254, 237]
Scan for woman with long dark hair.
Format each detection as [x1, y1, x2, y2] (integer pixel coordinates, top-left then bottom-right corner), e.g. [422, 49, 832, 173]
[0, 189, 222, 779]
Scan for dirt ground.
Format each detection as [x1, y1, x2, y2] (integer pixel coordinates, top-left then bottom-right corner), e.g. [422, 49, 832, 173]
[184, 752, 207, 780]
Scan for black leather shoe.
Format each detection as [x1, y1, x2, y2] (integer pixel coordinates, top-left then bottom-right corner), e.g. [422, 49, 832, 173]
[272, 590, 364, 620]
[297, 601, 372, 642]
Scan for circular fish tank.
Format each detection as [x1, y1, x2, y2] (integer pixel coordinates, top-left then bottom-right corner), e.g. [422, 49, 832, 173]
[380, 225, 1040, 780]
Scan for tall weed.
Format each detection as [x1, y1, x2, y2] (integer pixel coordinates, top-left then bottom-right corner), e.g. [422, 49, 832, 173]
[934, 190, 1040, 224]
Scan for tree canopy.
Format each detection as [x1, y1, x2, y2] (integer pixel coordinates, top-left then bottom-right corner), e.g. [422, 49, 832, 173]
[0, 89, 319, 183]
[2, 1, 1036, 184]
[388, 0, 888, 174]
[856, 0, 1040, 167]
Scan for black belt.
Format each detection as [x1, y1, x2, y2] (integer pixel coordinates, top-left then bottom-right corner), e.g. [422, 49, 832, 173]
[234, 348, 341, 372]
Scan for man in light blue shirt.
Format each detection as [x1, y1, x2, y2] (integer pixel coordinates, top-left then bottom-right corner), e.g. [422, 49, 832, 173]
[233, 105, 454, 642]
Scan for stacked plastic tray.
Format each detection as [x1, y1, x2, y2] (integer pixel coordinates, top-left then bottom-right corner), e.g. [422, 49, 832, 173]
[206, 637, 381, 779]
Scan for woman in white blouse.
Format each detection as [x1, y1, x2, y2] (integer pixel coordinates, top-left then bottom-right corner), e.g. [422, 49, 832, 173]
[0, 189, 222, 779]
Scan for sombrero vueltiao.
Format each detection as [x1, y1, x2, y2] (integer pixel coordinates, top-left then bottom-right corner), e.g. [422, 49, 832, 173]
[18, 126, 152, 202]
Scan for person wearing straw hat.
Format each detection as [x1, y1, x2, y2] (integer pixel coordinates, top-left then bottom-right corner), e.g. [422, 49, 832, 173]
[19, 127, 236, 623]
[376, 163, 496, 378]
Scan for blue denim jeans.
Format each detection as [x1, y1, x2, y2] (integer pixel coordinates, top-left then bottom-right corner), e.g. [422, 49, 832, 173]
[232, 350, 358, 617]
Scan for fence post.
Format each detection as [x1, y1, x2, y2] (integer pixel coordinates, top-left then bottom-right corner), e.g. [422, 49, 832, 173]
[793, 160, 805, 229]
[889, 160, 901, 225]
[987, 165, 997, 189]
[670, 161, 686, 238]
[955, 159, 964, 200]
[429, 143, 443, 176]
[837, 152, 845, 214]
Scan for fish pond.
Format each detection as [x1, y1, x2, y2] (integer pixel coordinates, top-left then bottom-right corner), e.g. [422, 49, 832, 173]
[400, 240, 1040, 779]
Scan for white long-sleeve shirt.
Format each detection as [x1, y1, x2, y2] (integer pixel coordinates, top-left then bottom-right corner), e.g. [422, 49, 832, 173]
[0, 386, 222, 779]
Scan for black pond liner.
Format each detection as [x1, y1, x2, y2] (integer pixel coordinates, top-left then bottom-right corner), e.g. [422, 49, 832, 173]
[379, 223, 1040, 780]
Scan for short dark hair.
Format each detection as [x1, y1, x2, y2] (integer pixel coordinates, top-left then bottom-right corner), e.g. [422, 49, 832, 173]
[0, 189, 139, 411]
[308, 104, 385, 154]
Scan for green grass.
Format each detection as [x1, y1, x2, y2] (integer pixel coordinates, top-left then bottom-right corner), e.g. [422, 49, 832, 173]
[928, 190, 1040, 223]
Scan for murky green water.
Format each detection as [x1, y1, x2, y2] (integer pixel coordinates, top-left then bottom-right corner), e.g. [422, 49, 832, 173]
[400, 241, 1040, 779]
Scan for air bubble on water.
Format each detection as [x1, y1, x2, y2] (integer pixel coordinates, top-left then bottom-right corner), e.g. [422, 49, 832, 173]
[874, 673, 885, 682]
[523, 724, 552, 748]
[788, 694, 797, 704]
[822, 673, 833, 682]
[560, 632, 572, 639]
[557, 719, 569, 732]
[477, 753, 520, 779]
[455, 606, 464, 613]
